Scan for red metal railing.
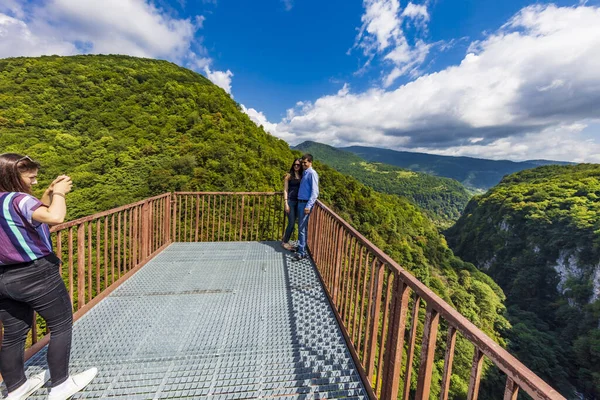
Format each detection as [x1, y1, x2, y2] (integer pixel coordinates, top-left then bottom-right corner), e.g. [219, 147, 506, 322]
[22, 192, 281, 355]
[171, 192, 285, 242]
[15, 192, 565, 400]
[308, 201, 566, 400]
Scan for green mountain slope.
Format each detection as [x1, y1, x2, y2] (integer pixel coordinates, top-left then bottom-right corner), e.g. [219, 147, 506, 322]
[295, 141, 471, 226]
[446, 164, 600, 398]
[0, 54, 510, 398]
[342, 145, 573, 191]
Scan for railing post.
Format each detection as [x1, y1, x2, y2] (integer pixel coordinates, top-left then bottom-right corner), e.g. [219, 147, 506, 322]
[165, 194, 171, 244]
[467, 348, 485, 400]
[141, 201, 149, 260]
[239, 195, 245, 241]
[381, 279, 410, 400]
[366, 261, 385, 381]
[440, 326, 458, 400]
[504, 377, 519, 400]
[332, 225, 345, 303]
[77, 223, 86, 309]
[171, 193, 177, 243]
[415, 306, 440, 399]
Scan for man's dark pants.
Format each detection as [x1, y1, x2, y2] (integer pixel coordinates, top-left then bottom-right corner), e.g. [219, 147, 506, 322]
[297, 201, 310, 256]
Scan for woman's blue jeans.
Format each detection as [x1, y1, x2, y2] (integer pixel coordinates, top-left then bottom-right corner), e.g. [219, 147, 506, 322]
[0, 254, 73, 391]
[282, 200, 298, 243]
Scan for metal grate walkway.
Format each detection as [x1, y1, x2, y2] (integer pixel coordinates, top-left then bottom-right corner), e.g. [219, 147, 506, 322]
[21, 242, 369, 399]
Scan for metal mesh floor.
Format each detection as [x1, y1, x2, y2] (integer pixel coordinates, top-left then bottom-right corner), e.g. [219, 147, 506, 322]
[20, 242, 369, 399]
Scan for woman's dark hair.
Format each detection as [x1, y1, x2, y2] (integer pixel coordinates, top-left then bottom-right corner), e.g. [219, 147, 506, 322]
[288, 158, 303, 179]
[0, 153, 41, 194]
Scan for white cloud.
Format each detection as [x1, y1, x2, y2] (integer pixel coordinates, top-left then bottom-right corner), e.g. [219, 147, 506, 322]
[402, 2, 429, 22]
[353, 0, 432, 87]
[204, 67, 233, 94]
[269, 4, 600, 162]
[0, 13, 77, 57]
[0, 0, 236, 94]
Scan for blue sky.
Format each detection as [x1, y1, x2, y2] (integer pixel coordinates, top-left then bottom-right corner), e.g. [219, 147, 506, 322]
[1, 0, 600, 162]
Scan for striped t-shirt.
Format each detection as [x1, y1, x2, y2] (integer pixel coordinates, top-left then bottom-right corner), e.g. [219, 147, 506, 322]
[0, 192, 52, 265]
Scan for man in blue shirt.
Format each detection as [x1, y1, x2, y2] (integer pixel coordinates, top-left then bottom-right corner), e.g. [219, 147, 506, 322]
[294, 153, 319, 261]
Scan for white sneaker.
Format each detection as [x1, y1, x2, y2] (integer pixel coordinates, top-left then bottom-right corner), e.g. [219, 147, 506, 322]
[47, 368, 98, 400]
[5, 370, 49, 400]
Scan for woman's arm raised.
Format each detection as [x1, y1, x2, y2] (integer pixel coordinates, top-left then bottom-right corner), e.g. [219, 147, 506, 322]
[32, 177, 72, 225]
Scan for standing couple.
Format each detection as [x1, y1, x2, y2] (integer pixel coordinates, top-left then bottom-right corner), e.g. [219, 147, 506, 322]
[281, 154, 319, 261]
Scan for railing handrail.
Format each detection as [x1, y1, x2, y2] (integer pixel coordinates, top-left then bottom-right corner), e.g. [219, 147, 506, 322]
[50, 193, 171, 232]
[313, 200, 565, 400]
[173, 191, 282, 195]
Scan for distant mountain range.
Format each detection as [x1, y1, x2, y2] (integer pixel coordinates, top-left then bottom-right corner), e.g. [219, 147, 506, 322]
[339, 145, 574, 191]
[294, 141, 471, 226]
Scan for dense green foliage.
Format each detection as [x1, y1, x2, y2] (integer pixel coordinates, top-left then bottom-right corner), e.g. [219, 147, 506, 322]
[446, 164, 600, 398]
[342, 145, 573, 191]
[0, 55, 511, 398]
[296, 141, 471, 226]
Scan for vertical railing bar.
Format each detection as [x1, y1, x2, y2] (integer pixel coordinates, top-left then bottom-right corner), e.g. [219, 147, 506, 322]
[415, 306, 440, 400]
[104, 216, 108, 290]
[171, 194, 177, 243]
[239, 195, 245, 241]
[248, 195, 255, 241]
[217, 195, 223, 241]
[222, 195, 227, 241]
[327, 215, 336, 287]
[194, 194, 200, 242]
[182, 195, 187, 242]
[133, 207, 139, 266]
[467, 348, 485, 400]
[212, 194, 217, 242]
[77, 223, 85, 309]
[375, 269, 394, 394]
[129, 208, 133, 271]
[403, 295, 422, 400]
[341, 235, 354, 322]
[357, 251, 372, 358]
[350, 244, 364, 343]
[177, 195, 182, 242]
[504, 377, 519, 400]
[352, 245, 366, 343]
[381, 279, 411, 400]
[332, 225, 345, 304]
[254, 195, 262, 240]
[440, 326, 458, 400]
[56, 230, 62, 274]
[96, 219, 101, 295]
[87, 221, 92, 302]
[200, 195, 205, 242]
[366, 261, 385, 380]
[229, 195, 235, 242]
[123, 210, 128, 275]
[312, 206, 322, 263]
[117, 212, 122, 279]
[68, 227, 74, 303]
[346, 238, 360, 331]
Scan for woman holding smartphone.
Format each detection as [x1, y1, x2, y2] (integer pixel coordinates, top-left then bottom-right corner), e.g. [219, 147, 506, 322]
[0, 153, 97, 400]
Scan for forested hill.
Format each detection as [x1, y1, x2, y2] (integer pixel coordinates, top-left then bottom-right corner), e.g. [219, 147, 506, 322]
[446, 164, 600, 398]
[295, 141, 471, 226]
[0, 54, 510, 398]
[341, 145, 573, 191]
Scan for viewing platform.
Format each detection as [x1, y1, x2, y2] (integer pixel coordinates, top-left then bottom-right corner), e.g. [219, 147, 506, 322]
[23, 241, 368, 399]
[7, 192, 566, 400]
